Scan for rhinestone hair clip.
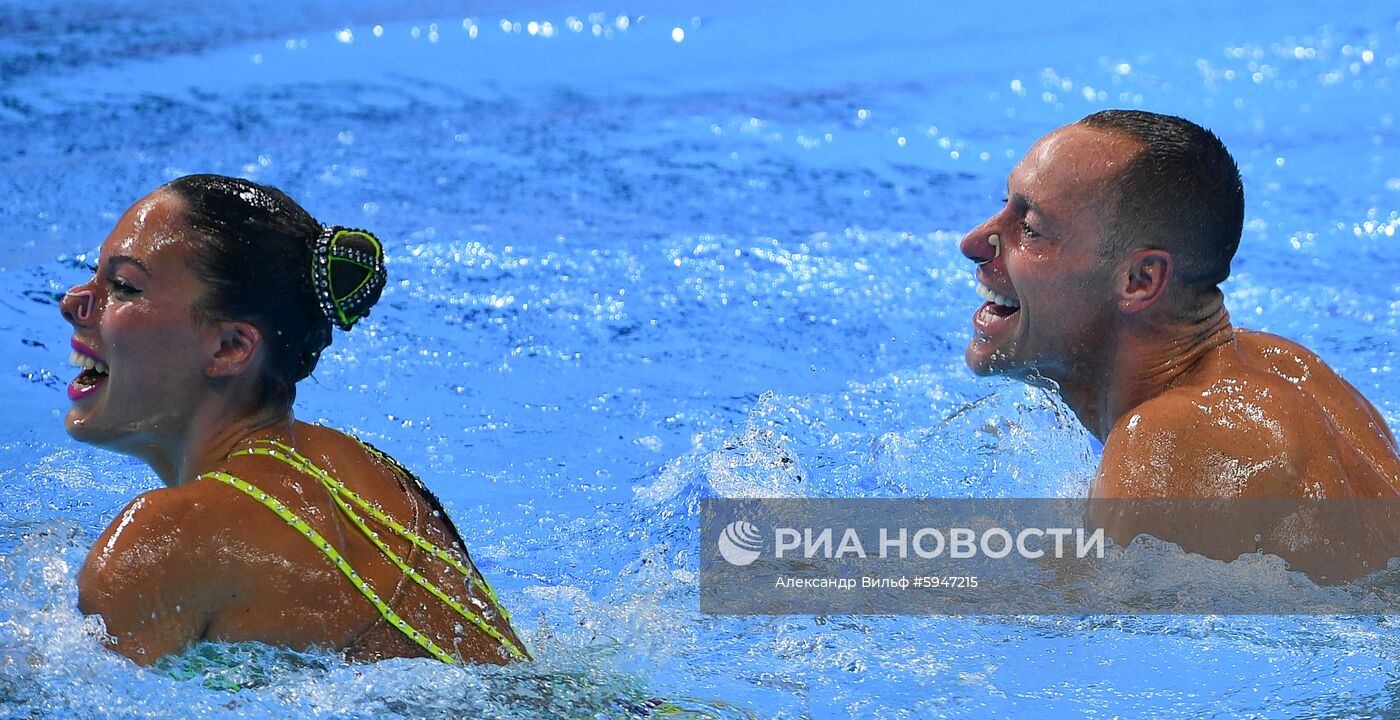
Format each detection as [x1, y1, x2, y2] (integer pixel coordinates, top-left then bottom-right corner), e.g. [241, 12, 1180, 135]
[312, 225, 387, 331]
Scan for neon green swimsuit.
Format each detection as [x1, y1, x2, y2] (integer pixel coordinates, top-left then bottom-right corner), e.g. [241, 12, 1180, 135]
[198, 438, 527, 663]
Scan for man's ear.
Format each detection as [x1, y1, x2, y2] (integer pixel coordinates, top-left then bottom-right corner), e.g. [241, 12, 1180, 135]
[207, 321, 262, 378]
[1116, 249, 1171, 313]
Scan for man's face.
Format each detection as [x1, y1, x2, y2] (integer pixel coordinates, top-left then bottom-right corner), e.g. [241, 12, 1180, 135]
[958, 124, 1141, 384]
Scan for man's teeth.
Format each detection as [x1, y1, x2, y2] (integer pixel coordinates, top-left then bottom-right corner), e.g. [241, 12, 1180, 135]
[975, 283, 1020, 308]
[70, 351, 109, 375]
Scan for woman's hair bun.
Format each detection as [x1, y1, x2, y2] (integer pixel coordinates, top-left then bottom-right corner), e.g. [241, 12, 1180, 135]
[311, 226, 388, 331]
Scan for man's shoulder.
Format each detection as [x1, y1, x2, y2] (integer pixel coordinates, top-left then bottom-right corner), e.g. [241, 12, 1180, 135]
[1098, 381, 1302, 497]
[1231, 329, 1335, 381]
[1233, 328, 1320, 359]
[1117, 369, 1307, 436]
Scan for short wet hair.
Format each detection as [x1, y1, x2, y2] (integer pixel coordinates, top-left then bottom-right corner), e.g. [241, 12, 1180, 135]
[164, 175, 364, 408]
[1077, 110, 1244, 307]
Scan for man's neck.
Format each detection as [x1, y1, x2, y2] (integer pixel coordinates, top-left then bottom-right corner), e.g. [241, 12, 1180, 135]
[1055, 305, 1235, 442]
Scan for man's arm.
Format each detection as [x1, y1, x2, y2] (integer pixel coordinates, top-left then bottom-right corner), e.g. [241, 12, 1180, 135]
[77, 489, 223, 665]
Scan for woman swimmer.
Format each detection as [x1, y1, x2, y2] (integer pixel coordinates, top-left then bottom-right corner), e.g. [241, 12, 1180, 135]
[59, 175, 527, 665]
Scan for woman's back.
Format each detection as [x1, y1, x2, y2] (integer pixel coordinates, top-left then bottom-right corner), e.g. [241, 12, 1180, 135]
[80, 422, 525, 664]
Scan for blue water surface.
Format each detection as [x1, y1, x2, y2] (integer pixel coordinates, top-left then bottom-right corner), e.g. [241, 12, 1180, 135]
[1, 1, 1398, 718]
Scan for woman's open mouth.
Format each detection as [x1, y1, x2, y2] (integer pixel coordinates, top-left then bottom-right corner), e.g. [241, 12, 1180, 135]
[68, 339, 109, 401]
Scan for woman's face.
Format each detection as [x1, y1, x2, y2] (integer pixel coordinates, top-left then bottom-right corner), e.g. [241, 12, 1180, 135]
[60, 189, 222, 450]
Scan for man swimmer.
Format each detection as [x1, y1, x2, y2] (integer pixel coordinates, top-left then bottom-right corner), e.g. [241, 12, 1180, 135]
[958, 110, 1400, 501]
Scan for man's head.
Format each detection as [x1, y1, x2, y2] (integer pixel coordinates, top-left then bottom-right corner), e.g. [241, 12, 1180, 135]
[1077, 110, 1244, 307]
[958, 110, 1244, 382]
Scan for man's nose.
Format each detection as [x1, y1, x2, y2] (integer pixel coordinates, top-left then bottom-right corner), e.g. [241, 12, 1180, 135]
[60, 284, 98, 326]
[960, 225, 1003, 267]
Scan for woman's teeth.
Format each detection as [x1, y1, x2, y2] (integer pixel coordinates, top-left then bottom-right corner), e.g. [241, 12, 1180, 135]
[975, 282, 1020, 309]
[70, 350, 109, 375]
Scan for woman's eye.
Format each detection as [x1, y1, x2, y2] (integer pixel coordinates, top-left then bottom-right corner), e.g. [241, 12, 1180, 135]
[1021, 220, 1041, 239]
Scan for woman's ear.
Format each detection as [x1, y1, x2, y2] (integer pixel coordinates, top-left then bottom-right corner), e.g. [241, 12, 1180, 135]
[206, 321, 262, 378]
[1117, 249, 1172, 314]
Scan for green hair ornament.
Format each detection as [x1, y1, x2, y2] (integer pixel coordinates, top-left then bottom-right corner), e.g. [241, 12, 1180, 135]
[312, 226, 387, 331]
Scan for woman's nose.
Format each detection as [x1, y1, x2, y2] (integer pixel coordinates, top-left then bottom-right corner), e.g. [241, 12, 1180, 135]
[959, 225, 1003, 267]
[60, 285, 97, 326]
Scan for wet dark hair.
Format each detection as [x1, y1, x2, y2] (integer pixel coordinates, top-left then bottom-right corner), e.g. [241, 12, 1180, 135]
[1077, 110, 1244, 312]
[163, 174, 384, 407]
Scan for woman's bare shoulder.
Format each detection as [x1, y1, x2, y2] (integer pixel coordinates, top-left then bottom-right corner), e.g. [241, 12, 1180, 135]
[76, 478, 276, 663]
[81, 460, 309, 584]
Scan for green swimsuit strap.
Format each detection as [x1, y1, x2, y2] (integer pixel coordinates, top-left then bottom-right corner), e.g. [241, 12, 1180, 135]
[200, 441, 527, 663]
[346, 436, 514, 624]
[202, 469, 460, 663]
[236, 440, 523, 655]
[249, 439, 510, 618]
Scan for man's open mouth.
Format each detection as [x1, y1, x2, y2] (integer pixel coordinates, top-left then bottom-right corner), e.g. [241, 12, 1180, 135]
[975, 282, 1021, 323]
[68, 340, 108, 400]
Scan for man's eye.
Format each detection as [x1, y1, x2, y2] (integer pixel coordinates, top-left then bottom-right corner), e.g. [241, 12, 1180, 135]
[111, 278, 141, 296]
[1021, 220, 1041, 239]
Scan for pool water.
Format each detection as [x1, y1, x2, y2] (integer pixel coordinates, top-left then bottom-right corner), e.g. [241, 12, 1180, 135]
[1, 0, 1398, 717]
